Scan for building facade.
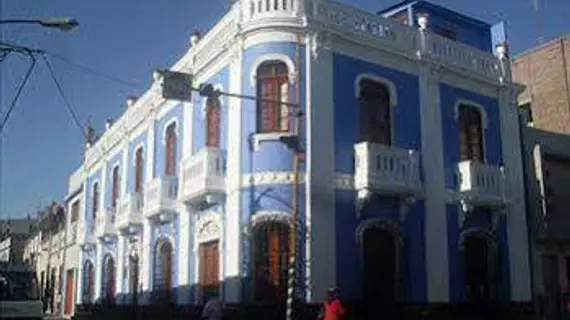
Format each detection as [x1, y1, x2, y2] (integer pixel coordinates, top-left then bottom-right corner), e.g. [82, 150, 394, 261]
[65, 0, 531, 309]
[0, 218, 36, 264]
[513, 34, 570, 135]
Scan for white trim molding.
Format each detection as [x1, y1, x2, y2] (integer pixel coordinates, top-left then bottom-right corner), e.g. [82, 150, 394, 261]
[200, 84, 225, 119]
[354, 73, 399, 106]
[249, 53, 297, 87]
[453, 99, 489, 129]
[250, 210, 292, 229]
[196, 211, 223, 244]
[161, 117, 180, 146]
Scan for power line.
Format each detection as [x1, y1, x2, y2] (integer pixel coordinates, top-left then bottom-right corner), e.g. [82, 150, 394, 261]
[41, 54, 88, 140]
[0, 48, 37, 135]
[44, 51, 143, 89]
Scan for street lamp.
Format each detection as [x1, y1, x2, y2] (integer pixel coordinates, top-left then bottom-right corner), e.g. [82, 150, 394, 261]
[0, 18, 79, 32]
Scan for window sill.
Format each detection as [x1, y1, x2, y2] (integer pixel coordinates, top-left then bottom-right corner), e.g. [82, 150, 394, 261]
[252, 132, 294, 151]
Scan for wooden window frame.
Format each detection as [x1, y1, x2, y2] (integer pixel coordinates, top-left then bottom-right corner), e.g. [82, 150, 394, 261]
[165, 123, 177, 176]
[458, 105, 484, 162]
[359, 79, 392, 145]
[206, 97, 221, 148]
[134, 148, 144, 193]
[111, 166, 120, 209]
[256, 61, 290, 134]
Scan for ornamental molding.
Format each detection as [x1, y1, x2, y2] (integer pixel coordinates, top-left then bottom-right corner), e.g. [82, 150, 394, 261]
[309, 30, 333, 60]
[196, 211, 223, 243]
[243, 171, 307, 187]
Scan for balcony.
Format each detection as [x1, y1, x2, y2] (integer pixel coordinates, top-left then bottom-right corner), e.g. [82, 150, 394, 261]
[94, 210, 118, 240]
[457, 160, 507, 211]
[116, 192, 144, 232]
[66, 221, 78, 245]
[143, 175, 178, 221]
[354, 142, 422, 198]
[179, 147, 226, 207]
[76, 219, 96, 249]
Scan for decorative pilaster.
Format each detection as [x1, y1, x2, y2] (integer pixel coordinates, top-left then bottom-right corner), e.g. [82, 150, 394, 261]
[418, 25, 449, 301]
[94, 242, 103, 300]
[224, 38, 243, 303]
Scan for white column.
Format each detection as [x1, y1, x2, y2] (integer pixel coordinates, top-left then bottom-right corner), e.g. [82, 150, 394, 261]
[306, 34, 335, 303]
[141, 117, 156, 303]
[146, 113, 156, 182]
[116, 236, 125, 299]
[224, 42, 244, 303]
[94, 243, 103, 300]
[76, 250, 84, 304]
[178, 101, 192, 304]
[182, 101, 193, 160]
[100, 161, 108, 212]
[121, 141, 129, 197]
[419, 63, 449, 302]
[499, 85, 532, 301]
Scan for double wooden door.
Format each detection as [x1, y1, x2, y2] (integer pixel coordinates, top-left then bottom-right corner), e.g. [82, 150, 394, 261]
[64, 270, 74, 316]
[199, 241, 220, 302]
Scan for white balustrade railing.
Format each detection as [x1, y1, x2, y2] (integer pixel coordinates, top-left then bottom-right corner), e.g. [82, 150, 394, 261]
[116, 192, 144, 228]
[94, 210, 117, 238]
[77, 219, 96, 246]
[354, 142, 421, 193]
[458, 160, 506, 205]
[180, 147, 226, 205]
[67, 221, 78, 245]
[143, 175, 178, 218]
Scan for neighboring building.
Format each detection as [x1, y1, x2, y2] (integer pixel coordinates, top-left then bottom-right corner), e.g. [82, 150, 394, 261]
[512, 34, 570, 135]
[520, 125, 570, 319]
[67, 0, 531, 311]
[61, 166, 84, 317]
[22, 203, 66, 314]
[0, 218, 36, 264]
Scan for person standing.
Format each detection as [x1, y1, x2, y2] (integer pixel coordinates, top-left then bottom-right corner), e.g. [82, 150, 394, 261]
[319, 287, 346, 320]
[201, 295, 224, 320]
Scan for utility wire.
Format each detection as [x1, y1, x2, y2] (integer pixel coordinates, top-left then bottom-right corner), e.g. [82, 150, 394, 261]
[41, 54, 88, 140]
[0, 48, 37, 135]
[44, 51, 143, 89]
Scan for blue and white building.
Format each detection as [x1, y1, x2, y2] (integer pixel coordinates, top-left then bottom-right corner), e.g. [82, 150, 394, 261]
[64, 0, 532, 309]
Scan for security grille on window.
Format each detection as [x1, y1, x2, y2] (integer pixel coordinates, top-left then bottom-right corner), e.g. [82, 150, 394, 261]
[256, 61, 290, 133]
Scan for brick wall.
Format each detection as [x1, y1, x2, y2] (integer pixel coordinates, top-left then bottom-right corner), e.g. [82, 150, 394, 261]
[513, 36, 570, 135]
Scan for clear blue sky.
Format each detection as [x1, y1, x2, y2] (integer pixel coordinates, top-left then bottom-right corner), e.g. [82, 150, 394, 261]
[0, 0, 568, 218]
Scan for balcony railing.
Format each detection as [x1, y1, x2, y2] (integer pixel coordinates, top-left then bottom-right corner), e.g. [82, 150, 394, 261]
[143, 175, 178, 221]
[354, 142, 422, 195]
[179, 147, 226, 207]
[76, 219, 96, 248]
[457, 160, 507, 210]
[116, 192, 144, 231]
[66, 221, 78, 245]
[94, 210, 118, 239]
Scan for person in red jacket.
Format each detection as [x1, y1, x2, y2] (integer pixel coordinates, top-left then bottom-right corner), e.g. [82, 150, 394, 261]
[319, 287, 346, 320]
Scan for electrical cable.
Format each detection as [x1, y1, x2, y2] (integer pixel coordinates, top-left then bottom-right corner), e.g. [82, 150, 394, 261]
[0, 48, 37, 135]
[41, 54, 88, 140]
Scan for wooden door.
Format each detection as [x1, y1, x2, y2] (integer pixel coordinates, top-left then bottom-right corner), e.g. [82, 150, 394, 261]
[199, 241, 220, 302]
[64, 270, 74, 315]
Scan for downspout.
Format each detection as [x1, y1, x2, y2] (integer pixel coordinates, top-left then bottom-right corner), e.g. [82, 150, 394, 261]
[559, 38, 570, 122]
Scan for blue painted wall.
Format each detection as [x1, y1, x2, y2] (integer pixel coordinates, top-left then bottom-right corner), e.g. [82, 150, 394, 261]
[104, 151, 123, 211]
[240, 42, 306, 174]
[85, 169, 102, 225]
[333, 53, 422, 173]
[127, 132, 148, 193]
[153, 104, 184, 178]
[439, 84, 503, 189]
[192, 68, 230, 155]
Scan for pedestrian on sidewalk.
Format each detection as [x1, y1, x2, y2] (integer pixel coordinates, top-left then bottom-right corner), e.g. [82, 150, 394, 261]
[201, 294, 224, 320]
[318, 287, 346, 320]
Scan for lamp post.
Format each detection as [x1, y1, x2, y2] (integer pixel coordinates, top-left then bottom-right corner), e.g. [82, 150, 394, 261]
[0, 18, 79, 32]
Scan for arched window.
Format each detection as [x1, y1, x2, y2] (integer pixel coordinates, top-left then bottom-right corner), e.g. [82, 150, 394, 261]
[92, 182, 100, 219]
[256, 61, 290, 133]
[82, 260, 94, 304]
[153, 238, 173, 304]
[206, 96, 221, 148]
[359, 79, 392, 145]
[252, 221, 290, 304]
[458, 105, 484, 162]
[360, 226, 403, 304]
[111, 166, 120, 208]
[101, 255, 116, 304]
[129, 254, 139, 305]
[134, 148, 144, 193]
[165, 123, 177, 176]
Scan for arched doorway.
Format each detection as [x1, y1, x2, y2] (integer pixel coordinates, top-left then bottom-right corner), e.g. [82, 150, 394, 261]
[101, 255, 116, 304]
[360, 223, 402, 304]
[153, 238, 173, 304]
[463, 233, 495, 303]
[82, 260, 95, 304]
[129, 254, 139, 304]
[251, 220, 290, 304]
